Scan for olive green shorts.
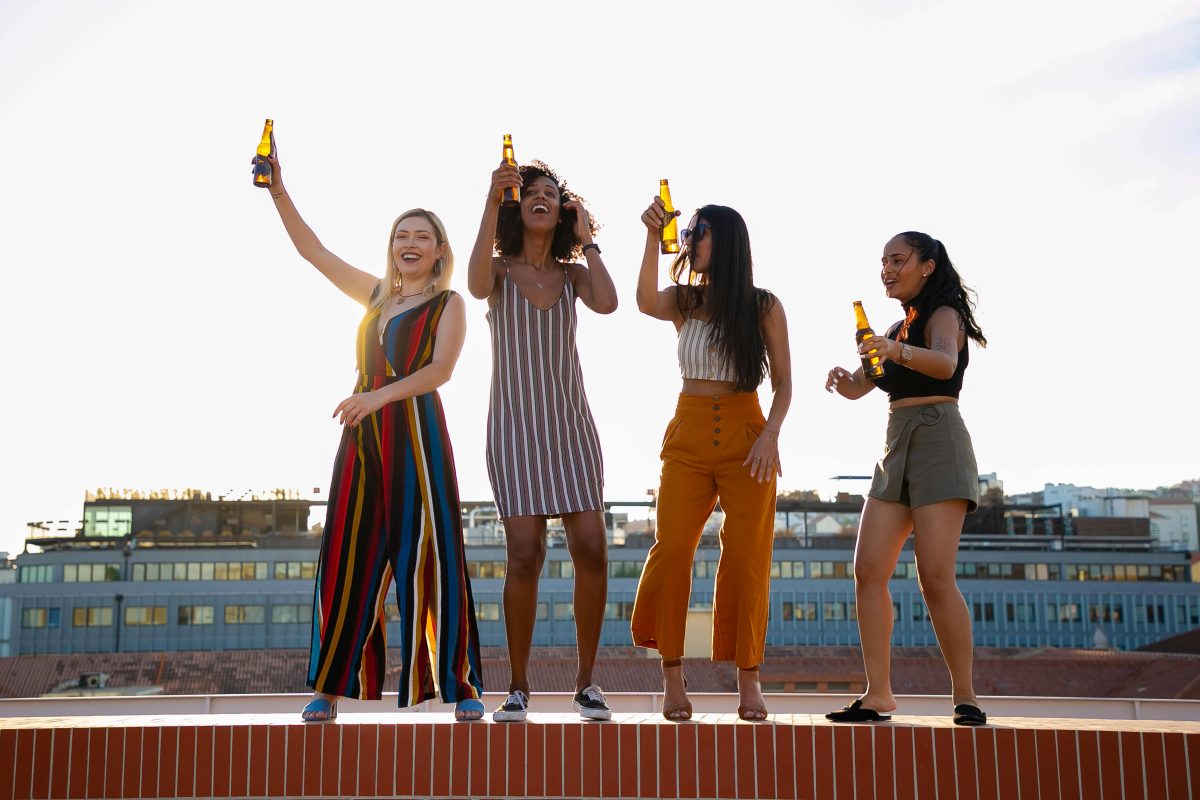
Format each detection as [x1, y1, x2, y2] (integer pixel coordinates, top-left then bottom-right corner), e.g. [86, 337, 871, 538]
[868, 402, 979, 513]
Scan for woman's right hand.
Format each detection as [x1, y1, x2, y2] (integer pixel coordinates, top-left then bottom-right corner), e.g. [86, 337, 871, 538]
[825, 366, 856, 397]
[640, 196, 677, 233]
[252, 130, 283, 193]
[489, 160, 521, 205]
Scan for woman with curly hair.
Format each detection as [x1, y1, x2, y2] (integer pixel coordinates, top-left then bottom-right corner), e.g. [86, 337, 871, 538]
[630, 198, 792, 722]
[467, 157, 618, 721]
[259, 132, 485, 723]
[824, 231, 988, 727]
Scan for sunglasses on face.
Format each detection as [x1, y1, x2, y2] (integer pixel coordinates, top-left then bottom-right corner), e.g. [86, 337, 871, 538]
[681, 223, 711, 245]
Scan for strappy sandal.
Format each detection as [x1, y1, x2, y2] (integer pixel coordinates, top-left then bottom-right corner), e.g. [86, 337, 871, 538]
[301, 695, 338, 722]
[661, 658, 692, 721]
[454, 698, 485, 721]
[825, 698, 892, 722]
[737, 666, 768, 721]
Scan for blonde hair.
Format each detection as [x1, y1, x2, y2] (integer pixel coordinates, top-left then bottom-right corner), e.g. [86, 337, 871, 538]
[370, 208, 454, 321]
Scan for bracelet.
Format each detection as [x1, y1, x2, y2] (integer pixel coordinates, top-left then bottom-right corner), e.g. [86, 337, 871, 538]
[582, 243, 601, 256]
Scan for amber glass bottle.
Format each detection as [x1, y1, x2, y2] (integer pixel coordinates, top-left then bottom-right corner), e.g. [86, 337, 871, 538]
[854, 301, 885, 380]
[501, 134, 520, 205]
[252, 119, 274, 188]
[659, 179, 680, 254]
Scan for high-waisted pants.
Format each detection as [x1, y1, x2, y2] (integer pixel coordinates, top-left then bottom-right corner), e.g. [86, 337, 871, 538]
[631, 392, 776, 667]
[307, 378, 484, 706]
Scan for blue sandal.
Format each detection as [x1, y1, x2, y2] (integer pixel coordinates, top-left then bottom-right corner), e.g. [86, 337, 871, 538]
[454, 698, 485, 721]
[301, 696, 338, 722]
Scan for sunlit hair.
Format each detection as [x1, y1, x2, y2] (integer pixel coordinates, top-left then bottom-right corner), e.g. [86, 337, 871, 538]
[494, 161, 599, 262]
[669, 204, 775, 392]
[371, 209, 454, 324]
[893, 231, 986, 347]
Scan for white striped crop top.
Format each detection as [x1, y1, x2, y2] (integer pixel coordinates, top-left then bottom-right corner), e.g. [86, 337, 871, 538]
[677, 318, 738, 382]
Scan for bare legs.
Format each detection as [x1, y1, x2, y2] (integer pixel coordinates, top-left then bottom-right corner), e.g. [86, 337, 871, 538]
[912, 500, 978, 707]
[850, 497, 977, 712]
[502, 511, 608, 694]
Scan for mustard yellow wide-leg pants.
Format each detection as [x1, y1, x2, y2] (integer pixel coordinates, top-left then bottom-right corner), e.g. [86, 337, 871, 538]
[631, 392, 776, 668]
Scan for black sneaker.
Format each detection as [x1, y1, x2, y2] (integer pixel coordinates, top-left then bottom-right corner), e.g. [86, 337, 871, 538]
[492, 689, 529, 722]
[572, 684, 612, 720]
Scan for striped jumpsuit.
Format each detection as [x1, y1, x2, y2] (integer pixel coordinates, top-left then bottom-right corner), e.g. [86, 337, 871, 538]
[307, 290, 484, 706]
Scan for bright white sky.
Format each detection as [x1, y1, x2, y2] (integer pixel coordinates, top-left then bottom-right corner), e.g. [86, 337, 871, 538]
[1, 1, 1197, 556]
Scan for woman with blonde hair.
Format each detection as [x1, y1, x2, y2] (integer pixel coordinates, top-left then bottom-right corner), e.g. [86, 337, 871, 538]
[260, 131, 484, 722]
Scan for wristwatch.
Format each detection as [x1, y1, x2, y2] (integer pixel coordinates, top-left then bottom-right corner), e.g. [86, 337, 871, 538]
[898, 343, 914, 364]
[582, 243, 601, 255]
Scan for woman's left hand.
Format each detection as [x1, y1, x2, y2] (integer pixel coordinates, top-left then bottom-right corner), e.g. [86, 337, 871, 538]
[743, 431, 782, 482]
[858, 335, 898, 363]
[563, 199, 592, 246]
[333, 391, 385, 427]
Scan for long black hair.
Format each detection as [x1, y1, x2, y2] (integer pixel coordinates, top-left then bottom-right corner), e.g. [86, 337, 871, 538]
[670, 204, 774, 392]
[494, 161, 599, 262]
[895, 231, 987, 347]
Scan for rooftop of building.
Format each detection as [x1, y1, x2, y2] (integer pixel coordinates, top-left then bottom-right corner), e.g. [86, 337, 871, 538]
[3, 644, 1198, 701]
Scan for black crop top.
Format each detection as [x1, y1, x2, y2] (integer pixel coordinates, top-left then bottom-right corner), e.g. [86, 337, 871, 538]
[870, 308, 969, 401]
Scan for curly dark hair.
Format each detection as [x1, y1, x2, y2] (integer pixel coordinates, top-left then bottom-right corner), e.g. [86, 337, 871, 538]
[495, 161, 599, 262]
[669, 204, 776, 392]
[894, 231, 987, 347]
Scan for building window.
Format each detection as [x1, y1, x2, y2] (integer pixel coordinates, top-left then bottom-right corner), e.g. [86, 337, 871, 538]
[1006, 603, 1037, 623]
[63, 564, 121, 583]
[224, 605, 265, 625]
[536, 602, 549, 621]
[125, 606, 167, 626]
[554, 602, 574, 621]
[178, 606, 214, 626]
[912, 601, 927, 621]
[972, 602, 995, 623]
[782, 601, 817, 621]
[18, 565, 54, 583]
[72, 607, 113, 627]
[1047, 602, 1081, 623]
[21, 608, 60, 628]
[383, 603, 401, 622]
[609, 561, 641, 578]
[274, 561, 317, 580]
[469, 561, 507, 579]
[271, 605, 312, 624]
[603, 601, 635, 620]
[475, 602, 502, 621]
[546, 561, 575, 579]
[1137, 604, 1165, 624]
[1088, 604, 1122, 624]
[83, 505, 132, 537]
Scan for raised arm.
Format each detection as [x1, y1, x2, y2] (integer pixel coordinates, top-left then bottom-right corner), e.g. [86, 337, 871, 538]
[466, 161, 521, 301]
[261, 134, 377, 306]
[332, 293, 468, 427]
[635, 196, 682, 324]
[745, 298, 793, 481]
[858, 306, 963, 380]
[563, 200, 617, 314]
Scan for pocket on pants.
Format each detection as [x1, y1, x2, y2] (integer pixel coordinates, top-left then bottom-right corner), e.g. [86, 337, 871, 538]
[660, 417, 685, 459]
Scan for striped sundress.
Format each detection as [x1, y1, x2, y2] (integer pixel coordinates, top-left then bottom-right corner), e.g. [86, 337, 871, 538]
[307, 289, 484, 706]
[486, 270, 605, 518]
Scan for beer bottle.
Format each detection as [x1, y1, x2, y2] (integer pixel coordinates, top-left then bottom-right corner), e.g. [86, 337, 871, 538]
[854, 300, 885, 380]
[252, 119, 274, 189]
[659, 179, 680, 254]
[501, 133, 520, 205]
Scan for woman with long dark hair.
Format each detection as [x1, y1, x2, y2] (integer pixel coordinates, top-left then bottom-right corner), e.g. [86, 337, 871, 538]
[824, 231, 988, 726]
[260, 133, 485, 723]
[467, 158, 618, 721]
[630, 199, 792, 721]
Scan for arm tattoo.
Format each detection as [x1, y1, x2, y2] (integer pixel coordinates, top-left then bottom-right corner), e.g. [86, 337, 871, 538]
[932, 335, 955, 355]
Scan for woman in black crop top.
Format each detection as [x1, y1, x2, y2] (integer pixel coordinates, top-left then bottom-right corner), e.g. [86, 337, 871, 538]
[823, 231, 989, 727]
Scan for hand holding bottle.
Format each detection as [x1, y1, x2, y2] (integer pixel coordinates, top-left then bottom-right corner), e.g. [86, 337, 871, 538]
[489, 160, 522, 206]
[640, 196, 677, 233]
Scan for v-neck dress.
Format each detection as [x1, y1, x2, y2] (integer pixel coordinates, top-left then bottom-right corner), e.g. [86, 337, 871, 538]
[485, 271, 605, 518]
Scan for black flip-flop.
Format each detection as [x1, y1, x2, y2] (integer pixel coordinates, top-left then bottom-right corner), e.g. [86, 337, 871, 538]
[825, 699, 892, 722]
[953, 703, 987, 726]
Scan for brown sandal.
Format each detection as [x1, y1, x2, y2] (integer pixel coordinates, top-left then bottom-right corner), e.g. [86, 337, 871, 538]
[737, 666, 768, 721]
[661, 658, 692, 721]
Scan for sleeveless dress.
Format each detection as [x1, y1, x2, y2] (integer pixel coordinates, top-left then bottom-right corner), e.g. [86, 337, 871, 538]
[485, 270, 605, 518]
[307, 289, 484, 706]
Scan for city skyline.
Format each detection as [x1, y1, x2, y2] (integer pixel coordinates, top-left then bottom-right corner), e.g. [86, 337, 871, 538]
[2, 1, 1197, 558]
